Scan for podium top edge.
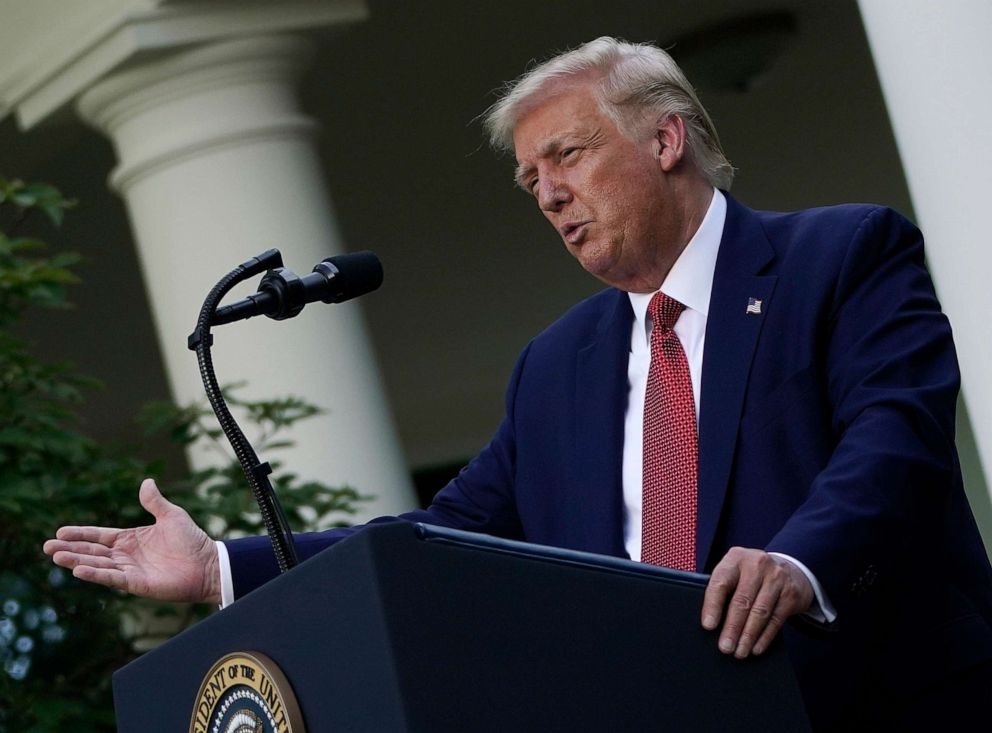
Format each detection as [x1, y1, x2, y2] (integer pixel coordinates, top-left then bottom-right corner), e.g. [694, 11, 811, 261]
[413, 523, 710, 588]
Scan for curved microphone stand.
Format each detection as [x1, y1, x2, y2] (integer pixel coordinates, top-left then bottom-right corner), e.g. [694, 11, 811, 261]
[187, 249, 300, 574]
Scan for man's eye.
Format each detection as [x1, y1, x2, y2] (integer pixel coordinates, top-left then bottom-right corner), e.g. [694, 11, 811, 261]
[529, 179, 539, 194]
[561, 147, 579, 159]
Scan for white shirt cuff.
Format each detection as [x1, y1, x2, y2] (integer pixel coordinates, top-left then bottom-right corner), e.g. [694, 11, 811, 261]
[215, 540, 235, 609]
[768, 552, 837, 623]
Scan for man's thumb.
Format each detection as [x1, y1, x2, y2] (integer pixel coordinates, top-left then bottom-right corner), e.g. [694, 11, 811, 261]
[138, 478, 174, 519]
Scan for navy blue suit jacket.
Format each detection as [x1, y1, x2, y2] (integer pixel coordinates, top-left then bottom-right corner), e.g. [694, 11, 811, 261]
[227, 196, 992, 726]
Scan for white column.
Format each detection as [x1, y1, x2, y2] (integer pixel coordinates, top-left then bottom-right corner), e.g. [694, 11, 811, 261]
[78, 35, 417, 519]
[858, 1, 992, 500]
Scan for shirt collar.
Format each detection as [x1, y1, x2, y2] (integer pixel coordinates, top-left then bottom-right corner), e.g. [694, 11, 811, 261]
[628, 188, 726, 338]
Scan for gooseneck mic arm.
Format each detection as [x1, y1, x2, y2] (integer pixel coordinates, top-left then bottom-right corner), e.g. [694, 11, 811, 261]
[188, 248, 299, 574]
[187, 248, 383, 575]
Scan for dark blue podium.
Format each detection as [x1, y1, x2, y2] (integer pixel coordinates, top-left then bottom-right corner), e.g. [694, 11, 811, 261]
[113, 522, 810, 731]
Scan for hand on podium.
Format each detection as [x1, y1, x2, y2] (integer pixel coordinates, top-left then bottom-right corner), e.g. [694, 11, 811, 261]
[43, 478, 221, 604]
[701, 547, 815, 658]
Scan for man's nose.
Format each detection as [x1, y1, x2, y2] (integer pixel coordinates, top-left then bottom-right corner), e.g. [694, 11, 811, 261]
[538, 176, 572, 212]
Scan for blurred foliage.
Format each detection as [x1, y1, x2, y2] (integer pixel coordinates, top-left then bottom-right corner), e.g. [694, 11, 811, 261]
[0, 178, 367, 732]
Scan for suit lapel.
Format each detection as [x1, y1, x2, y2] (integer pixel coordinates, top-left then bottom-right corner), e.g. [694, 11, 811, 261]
[573, 289, 632, 557]
[697, 196, 777, 571]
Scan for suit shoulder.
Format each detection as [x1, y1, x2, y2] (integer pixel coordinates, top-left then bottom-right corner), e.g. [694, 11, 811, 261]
[746, 202, 923, 267]
[755, 203, 919, 245]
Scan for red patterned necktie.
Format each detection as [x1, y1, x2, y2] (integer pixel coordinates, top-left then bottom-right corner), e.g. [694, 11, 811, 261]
[641, 292, 698, 571]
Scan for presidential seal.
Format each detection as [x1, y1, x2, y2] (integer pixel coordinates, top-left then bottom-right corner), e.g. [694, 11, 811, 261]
[190, 652, 304, 733]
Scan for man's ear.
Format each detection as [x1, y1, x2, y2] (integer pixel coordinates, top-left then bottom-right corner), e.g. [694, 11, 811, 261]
[654, 114, 687, 173]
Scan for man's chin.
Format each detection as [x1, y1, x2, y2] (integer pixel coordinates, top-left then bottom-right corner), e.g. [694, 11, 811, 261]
[576, 258, 654, 292]
[577, 258, 623, 289]
[569, 243, 609, 275]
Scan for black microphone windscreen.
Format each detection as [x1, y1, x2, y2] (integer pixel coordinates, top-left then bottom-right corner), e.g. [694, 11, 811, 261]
[319, 251, 383, 303]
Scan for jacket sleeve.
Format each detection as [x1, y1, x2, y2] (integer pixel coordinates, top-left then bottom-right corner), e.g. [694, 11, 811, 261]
[765, 207, 962, 614]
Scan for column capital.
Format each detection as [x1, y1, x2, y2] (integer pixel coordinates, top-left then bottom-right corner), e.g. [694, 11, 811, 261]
[78, 35, 319, 192]
[0, 0, 367, 130]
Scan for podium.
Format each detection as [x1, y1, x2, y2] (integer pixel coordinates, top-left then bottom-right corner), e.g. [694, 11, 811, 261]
[113, 523, 811, 731]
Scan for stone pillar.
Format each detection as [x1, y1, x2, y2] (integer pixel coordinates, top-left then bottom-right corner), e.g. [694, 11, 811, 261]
[858, 0, 992, 507]
[77, 35, 417, 519]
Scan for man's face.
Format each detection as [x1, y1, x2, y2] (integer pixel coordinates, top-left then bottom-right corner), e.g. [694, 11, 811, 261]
[512, 83, 686, 293]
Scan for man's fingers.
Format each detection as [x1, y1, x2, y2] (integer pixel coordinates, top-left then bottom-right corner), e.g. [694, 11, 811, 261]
[42, 539, 62, 556]
[702, 550, 816, 658]
[734, 581, 783, 658]
[72, 565, 128, 592]
[43, 539, 112, 558]
[751, 563, 814, 655]
[718, 570, 764, 654]
[701, 562, 740, 630]
[51, 550, 120, 572]
[53, 525, 121, 546]
[751, 612, 785, 656]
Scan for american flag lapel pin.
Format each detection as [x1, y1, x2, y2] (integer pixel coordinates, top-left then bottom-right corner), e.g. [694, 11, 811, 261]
[746, 297, 762, 315]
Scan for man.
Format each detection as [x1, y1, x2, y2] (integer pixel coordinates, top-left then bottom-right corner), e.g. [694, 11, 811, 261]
[45, 38, 992, 730]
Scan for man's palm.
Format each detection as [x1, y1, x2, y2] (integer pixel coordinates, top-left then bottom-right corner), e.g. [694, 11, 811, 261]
[44, 479, 220, 604]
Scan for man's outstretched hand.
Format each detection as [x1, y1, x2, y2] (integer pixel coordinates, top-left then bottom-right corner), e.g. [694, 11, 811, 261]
[43, 478, 221, 604]
[701, 547, 814, 658]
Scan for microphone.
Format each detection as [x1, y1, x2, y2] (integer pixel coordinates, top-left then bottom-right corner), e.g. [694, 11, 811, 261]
[212, 251, 383, 326]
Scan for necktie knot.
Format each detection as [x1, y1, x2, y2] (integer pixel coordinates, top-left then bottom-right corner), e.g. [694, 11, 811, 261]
[648, 292, 685, 333]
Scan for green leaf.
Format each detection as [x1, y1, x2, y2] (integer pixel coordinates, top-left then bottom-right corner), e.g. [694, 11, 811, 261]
[0, 237, 47, 254]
